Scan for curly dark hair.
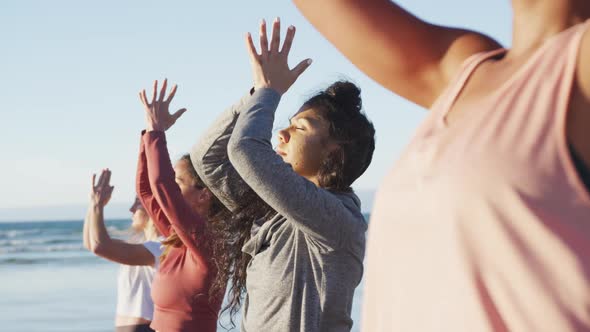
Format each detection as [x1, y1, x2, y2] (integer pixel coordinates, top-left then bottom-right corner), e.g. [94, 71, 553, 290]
[158, 154, 229, 294]
[304, 80, 375, 191]
[208, 189, 274, 329]
[210, 81, 375, 329]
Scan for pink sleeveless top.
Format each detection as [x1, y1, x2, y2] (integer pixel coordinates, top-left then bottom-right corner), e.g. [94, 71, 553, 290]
[362, 21, 590, 331]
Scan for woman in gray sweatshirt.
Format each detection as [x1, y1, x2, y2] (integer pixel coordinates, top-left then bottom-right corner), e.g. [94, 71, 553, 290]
[191, 18, 375, 332]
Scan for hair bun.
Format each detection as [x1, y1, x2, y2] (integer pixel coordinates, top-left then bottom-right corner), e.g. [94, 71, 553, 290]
[325, 81, 362, 114]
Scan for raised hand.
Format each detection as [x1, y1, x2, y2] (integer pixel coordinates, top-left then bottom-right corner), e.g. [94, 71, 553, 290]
[139, 79, 187, 132]
[91, 169, 115, 208]
[245, 18, 312, 95]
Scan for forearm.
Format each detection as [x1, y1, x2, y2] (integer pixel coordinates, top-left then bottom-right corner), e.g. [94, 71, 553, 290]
[191, 92, 252, 212]
[228, 88, 359, 244]
[136, 136, 155, 209]
[136, 132, 171, 236]
[87, 203, 113, 253]
[82, 203, 91, 250]
[144, 131, 207, 256]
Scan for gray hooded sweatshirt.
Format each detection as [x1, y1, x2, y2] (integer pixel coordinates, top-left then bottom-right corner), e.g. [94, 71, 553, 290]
[191, 88, 366, 332]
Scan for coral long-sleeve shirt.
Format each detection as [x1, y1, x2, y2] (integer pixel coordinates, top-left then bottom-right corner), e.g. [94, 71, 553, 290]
[136, 130, 221, 332]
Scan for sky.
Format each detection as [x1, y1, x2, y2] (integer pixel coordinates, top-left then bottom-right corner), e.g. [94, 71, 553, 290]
[0, 1, 512, 220]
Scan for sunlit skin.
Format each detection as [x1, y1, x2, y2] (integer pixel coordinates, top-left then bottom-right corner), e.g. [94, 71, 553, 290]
[173, 159, 211, 218]
[137, 78, 212, 219]
[276, 107, 338, 187]
[292, 0, 590, 174]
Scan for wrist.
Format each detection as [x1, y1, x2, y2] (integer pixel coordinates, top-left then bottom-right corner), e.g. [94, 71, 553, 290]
[90, 202, 105, 212]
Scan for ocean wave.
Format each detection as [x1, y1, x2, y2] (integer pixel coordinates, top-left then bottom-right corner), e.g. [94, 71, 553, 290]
[0, 243, 83, 254]
[0, 237, 78, 247]
[0, 255, 97, 266]
[0, 229, 42, 239]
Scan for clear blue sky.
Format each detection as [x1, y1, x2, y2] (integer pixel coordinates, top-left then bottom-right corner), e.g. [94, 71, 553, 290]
[0, 1, 512, 214]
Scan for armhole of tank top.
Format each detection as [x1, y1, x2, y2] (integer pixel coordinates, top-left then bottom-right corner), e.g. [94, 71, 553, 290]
[429, 49, 506, 113]
[554, 20, 590, 205]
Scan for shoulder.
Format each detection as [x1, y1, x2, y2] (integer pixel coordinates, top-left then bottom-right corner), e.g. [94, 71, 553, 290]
[332, 191, 368, 229]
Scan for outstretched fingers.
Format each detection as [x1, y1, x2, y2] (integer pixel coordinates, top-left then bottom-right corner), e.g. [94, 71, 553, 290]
[281, 25, 296, 55]
[246, 32, 260, 63]
[172, 108, 187, 121]
[158, 79, 168, 103]
[103, 169, 112, 187]
[259, 19, 269, 58]
[151, 80, 158, 104]
[270, 17, 281, 53]
[165, 84, 178, 104]
[291, 58, 313, 81]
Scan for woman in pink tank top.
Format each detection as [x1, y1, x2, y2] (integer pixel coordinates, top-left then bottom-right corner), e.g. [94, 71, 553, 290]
[295, 1, 590, 331]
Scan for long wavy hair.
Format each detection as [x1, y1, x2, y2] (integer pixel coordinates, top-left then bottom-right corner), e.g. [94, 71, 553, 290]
[159, 155, 228, 293]
[215, 81, 375, 328]
[209, 189, 274, 329]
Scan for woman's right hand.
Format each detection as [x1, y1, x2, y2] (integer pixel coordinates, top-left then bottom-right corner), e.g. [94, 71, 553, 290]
[245, 18, 312, 95]
[91, 169, 114, 208]
[139, 79, 187, 132]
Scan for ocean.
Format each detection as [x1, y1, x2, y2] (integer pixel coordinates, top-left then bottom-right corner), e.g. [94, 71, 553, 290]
[0, 219, 365, 332]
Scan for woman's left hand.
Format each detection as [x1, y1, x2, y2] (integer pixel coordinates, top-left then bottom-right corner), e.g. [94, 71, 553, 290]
[91, 168, 114, 208]
[245, 18, 312, 95]
[139, 79, 187, 132]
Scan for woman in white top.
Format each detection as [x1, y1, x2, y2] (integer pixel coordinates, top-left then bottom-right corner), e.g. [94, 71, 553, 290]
[83, 168, 162, 332]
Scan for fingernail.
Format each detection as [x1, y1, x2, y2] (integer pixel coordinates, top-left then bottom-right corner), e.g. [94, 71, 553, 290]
[275, 17, 280, 23]
[261, 18, 266, 25]
[288, 26, 294, 31]
[307, 59, 313, 65]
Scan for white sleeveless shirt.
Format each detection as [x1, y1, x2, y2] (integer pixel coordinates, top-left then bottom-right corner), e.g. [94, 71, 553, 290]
[116, 234, 163, 320]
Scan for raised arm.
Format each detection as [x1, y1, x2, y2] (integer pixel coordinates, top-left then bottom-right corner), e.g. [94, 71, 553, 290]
[82, 203, 91, 250]
[138, 79, 210, 262]
[228, 89, 364, 247]
[86, 169, 156, 267]
[293, 0, 501, 107]
[190, 92, 252, 212]
[136, 136, 171, 237]
[227, 20, 364, 247]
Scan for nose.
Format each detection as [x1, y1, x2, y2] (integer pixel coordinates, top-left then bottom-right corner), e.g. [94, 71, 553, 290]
[278, 128, 290, 144]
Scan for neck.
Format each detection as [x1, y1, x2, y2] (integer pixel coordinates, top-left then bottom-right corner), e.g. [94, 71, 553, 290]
[510, 0, 590, 57]
[305, 175, 321, 187]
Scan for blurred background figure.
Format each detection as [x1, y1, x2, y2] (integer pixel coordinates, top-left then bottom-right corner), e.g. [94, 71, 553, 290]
[83, 169, 162, 332]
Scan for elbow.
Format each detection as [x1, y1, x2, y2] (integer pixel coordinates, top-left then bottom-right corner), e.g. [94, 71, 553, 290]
[89, 241, 107, 255]
[227, 136, 249, 167]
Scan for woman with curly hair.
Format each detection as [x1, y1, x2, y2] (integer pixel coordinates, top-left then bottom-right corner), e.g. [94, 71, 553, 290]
[191, 18, 375, 332]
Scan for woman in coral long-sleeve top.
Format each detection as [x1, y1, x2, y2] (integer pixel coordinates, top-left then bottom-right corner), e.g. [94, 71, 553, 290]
[135, 79, 227, 332]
